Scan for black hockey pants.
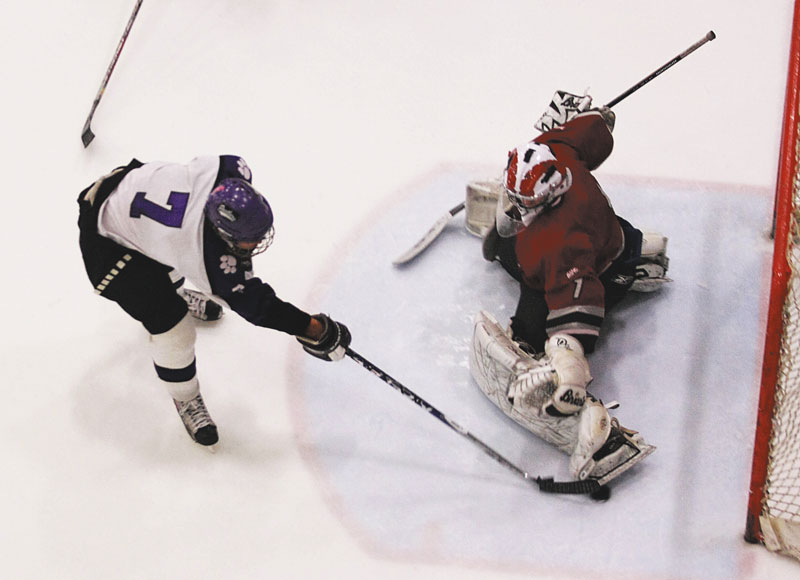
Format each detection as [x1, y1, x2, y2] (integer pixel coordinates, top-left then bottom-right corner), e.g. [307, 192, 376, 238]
[77, 160, 188, 335]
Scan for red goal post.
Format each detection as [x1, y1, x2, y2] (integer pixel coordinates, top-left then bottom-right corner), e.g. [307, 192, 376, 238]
[745, 0, 800, 560]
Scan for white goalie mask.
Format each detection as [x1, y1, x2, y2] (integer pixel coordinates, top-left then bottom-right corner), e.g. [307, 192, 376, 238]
[503, 142, 572, 226]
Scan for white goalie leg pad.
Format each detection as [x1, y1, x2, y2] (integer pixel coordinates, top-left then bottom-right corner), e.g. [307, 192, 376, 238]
[149, 312, 199, 401]
[470, 311, 581, 455]
[471, 311, 655, 484]
[632, 231, 672, 292]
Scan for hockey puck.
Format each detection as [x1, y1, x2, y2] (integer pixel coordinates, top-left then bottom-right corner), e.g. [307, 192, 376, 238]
[590, 485, 611, 501]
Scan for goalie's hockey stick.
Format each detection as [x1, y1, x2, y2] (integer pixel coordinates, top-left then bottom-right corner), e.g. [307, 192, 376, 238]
[81, 0, 144, 148]
[605, 30, 716, 108]
[345, 347, 602, 496]
[392, 201, 465, 265]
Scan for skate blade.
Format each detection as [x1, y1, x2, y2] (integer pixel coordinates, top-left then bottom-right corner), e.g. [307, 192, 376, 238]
[630, 278, 673, 293]
[596, 443, 656, 486]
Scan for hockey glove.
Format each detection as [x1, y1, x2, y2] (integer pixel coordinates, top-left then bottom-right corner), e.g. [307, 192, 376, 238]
[297, 314, 351, 362]
[508, 334, 591, 417]
[541, 334, 591, 416]
[592, 106, 616, 132]
[534, 90, 593, 133]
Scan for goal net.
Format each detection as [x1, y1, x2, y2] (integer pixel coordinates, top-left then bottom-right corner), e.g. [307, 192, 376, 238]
[745, 0, 800, 561]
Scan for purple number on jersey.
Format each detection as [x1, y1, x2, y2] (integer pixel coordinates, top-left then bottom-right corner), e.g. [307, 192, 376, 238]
[129, 191, 190, 228]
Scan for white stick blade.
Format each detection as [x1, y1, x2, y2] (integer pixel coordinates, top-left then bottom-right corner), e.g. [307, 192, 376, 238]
[392, 214, 451, 265]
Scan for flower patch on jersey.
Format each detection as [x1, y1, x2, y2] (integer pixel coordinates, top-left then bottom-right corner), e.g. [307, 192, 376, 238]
[220, 255, 237, 274]
[237, 158, 252, 181]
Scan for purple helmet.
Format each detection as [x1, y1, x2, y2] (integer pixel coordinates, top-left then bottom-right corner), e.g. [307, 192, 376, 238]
[205, 178, 275, 257]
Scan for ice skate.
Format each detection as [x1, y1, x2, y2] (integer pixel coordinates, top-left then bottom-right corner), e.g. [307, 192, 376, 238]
[584, 419, 655, 485]
[173, 393, 218, 446]
[631, 232, 672, 292]
[179, 287, 223, 321]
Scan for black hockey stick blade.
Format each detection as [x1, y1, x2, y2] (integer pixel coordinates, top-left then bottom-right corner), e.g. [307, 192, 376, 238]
[81, 120, 95, 148]
[536, 476, 601, 495]
[392, 201, 466, 265]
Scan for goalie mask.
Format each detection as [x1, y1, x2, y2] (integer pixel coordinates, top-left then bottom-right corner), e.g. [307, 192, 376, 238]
[504, 143, 572, 221]
[205, 178, 275, 257]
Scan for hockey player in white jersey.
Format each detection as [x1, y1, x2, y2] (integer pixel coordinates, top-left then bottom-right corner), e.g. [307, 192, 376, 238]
[78, 155, 350, 446]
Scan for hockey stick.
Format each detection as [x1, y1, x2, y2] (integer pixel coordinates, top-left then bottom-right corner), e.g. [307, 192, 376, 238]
[605, 30, 716, 108]
[81, 0, 144, 148]
[345, 347, 602, 496]
[392, 201, 465, 265]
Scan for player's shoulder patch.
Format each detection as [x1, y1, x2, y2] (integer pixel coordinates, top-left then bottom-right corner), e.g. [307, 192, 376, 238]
[236, 157, 252, 181]
[219, 254, 238, 274]
[218, 155, 253, 183]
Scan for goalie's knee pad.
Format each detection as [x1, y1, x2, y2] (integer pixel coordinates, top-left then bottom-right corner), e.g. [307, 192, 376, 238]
[631, 231, 672, 292]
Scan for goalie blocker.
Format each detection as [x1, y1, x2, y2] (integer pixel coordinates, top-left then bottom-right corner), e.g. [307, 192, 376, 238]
[469, 310, 655, 486]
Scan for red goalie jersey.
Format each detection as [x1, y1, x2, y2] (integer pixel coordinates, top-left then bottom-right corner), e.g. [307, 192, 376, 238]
[510, 112, 624, 344]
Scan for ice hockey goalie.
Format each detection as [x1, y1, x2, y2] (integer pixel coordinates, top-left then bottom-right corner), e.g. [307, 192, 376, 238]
[470, 310, 655, 486]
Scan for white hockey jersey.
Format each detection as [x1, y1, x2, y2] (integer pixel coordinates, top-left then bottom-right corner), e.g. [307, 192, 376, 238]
[97, 156, 224, 295]
[89, 155, 311, 336]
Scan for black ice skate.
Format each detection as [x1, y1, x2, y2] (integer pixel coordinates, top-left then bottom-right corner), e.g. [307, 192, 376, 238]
[173, 393, 218, 446]
[179, 287, 223, 321]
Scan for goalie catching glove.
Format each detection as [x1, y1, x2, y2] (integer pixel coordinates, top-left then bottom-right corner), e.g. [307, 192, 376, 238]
[508, 333, 592, 416]
[297, 314, 351, 361]
[534, 90, 616, 133]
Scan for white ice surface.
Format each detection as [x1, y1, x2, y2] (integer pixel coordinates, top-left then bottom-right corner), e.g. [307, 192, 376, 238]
[3, 1, 800, 579]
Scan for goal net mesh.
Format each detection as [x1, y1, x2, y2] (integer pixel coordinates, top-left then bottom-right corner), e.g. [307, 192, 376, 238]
[746, 1, 800, 560]
[759, 150, 800, 559]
